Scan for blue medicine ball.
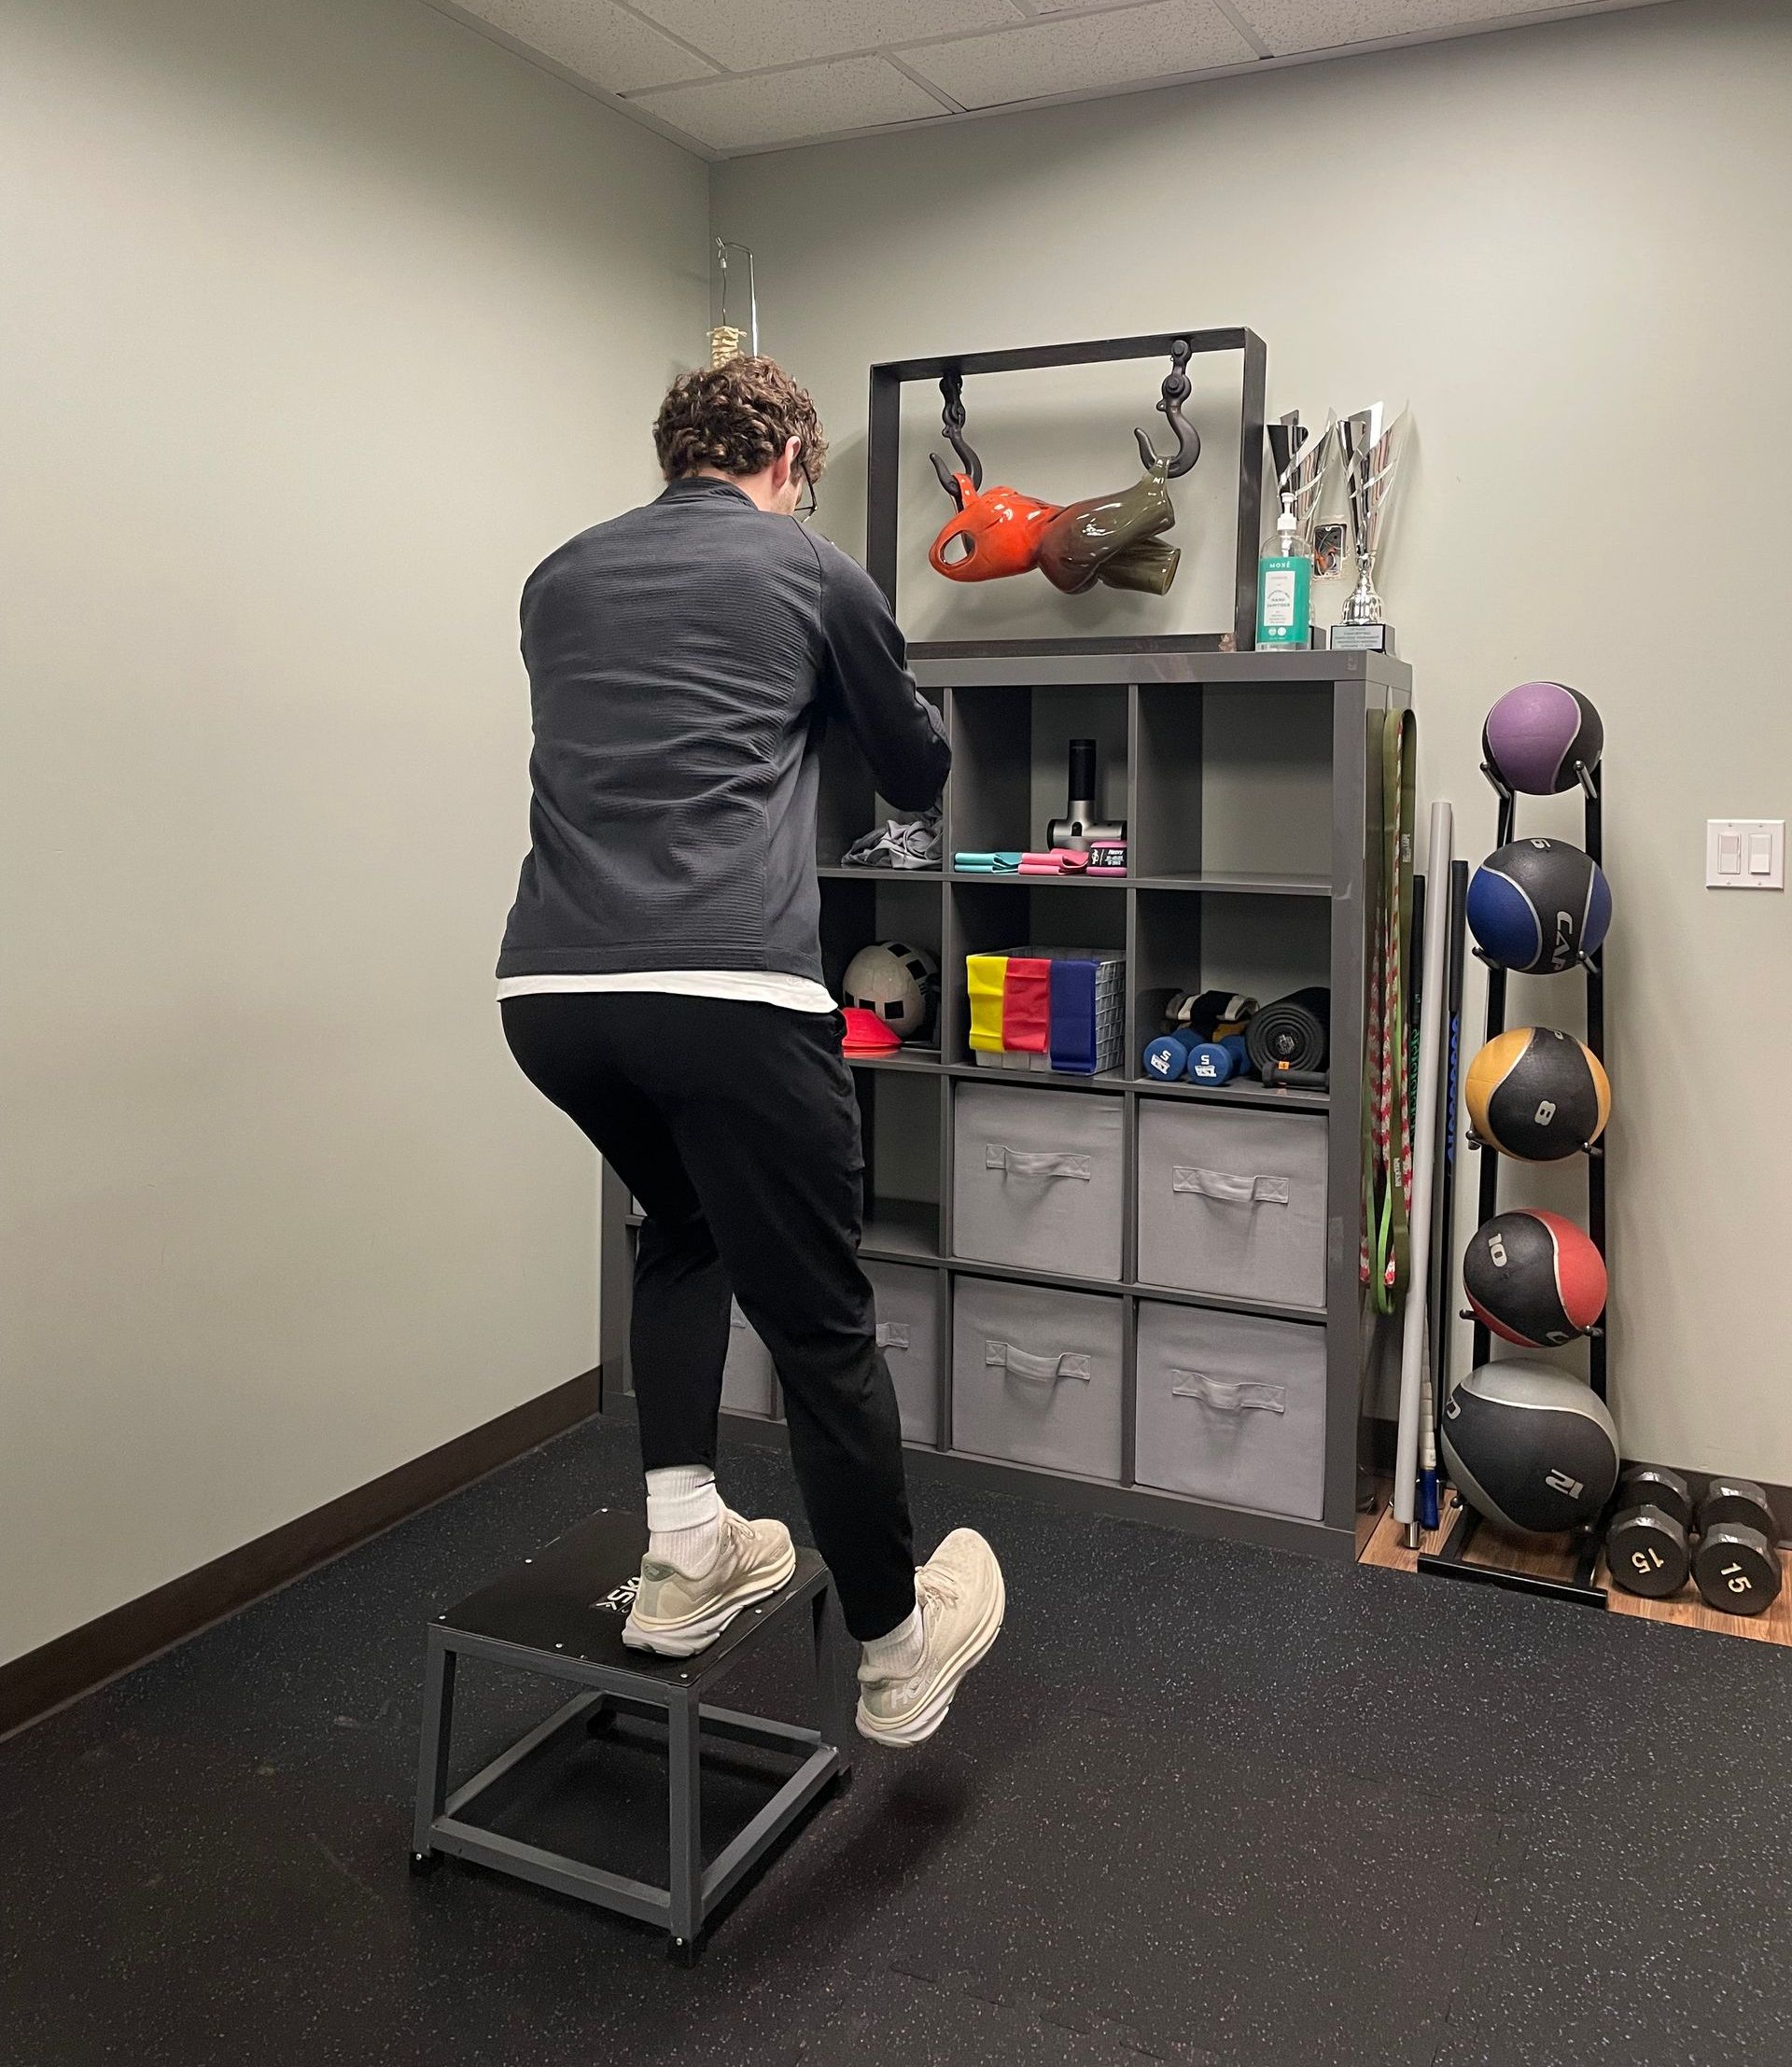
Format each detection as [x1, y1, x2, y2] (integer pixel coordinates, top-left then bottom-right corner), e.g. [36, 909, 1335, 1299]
[1466, 837, 1612, 975]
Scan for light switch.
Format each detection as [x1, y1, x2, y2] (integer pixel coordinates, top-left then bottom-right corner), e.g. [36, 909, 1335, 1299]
[1708, 818, 1785, 889]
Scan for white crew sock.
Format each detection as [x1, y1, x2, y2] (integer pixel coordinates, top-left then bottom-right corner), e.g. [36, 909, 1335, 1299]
[645, 1465, 722, 1573]
[861, 1604, 925, 1680]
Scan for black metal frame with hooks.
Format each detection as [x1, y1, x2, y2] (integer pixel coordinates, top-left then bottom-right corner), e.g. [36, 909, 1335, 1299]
[1417, 757, 1611, 1609]
[865, 328, 1267, 657]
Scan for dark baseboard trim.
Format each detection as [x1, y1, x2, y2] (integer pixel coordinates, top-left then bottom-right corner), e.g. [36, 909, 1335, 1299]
[0, 1364, 606, 1743]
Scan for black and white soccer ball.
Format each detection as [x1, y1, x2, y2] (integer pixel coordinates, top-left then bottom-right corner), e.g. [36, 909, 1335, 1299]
[842, 941, 939, 1040]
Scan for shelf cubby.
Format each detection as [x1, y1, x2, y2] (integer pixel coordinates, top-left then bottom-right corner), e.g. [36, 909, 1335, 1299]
[855, 1066, 943, 1262]
[1131, 886, 1331, 1083]
[814, 685, 946, 870]
[947, 680, 1127, 860]
[1132, 678, 1332, 884]
[946, 878, 1126, 1068]
[818, 873, 944, 1013]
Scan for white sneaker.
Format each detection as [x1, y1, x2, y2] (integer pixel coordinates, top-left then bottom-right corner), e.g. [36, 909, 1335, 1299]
[856, 1529, 1005, 1748]
[622, 1511, 796, 1657]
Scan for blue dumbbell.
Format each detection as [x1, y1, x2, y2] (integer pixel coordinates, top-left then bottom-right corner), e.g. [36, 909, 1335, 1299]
[1186, 1033, 1253, 1085]
[1141, 1032, 1191, 1082]
[1185, 1041, 1231, 1083]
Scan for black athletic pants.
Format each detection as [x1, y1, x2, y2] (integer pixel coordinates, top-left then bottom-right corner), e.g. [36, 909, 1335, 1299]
[501, 991, 917, 1641]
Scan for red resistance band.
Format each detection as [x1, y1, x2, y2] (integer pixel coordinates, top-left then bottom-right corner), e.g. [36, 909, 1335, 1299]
[1001, 957, 1052, 1053]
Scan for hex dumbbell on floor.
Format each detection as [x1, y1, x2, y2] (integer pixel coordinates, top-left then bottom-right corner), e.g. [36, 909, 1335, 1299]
[1604, 1465, 1694, 1599]
[1692, 1479, 1784, 1618]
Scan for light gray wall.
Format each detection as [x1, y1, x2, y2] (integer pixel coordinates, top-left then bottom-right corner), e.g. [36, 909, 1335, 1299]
[0, 0, 707, 1666]
[715, 0, 1792, 1480]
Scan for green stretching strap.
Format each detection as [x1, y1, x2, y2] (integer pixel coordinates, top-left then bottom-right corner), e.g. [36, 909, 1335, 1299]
[1364, 705, 1417, 1315]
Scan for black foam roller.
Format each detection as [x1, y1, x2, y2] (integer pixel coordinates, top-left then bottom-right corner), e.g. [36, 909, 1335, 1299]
[1246, 986, 1331, 1073]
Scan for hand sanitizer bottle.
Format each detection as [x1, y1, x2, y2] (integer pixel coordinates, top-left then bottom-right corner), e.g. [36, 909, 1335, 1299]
[1255, 496, 1312, 650]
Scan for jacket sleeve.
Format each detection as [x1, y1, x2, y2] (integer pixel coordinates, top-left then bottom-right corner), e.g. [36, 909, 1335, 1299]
[812, 540, 951, 813]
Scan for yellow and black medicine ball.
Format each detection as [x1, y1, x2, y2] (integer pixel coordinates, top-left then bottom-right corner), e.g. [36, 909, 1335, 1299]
[1464, 1027, 1610, 1161]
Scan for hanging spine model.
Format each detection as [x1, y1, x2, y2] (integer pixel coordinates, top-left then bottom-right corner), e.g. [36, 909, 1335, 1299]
[707, 239, 758, 367]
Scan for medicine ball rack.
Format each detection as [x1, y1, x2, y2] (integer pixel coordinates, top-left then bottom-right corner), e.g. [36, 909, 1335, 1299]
[1417, 757, 1610, 1607]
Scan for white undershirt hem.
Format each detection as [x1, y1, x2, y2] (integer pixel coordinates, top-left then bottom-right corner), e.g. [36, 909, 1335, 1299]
[496, 971, 836, 1013]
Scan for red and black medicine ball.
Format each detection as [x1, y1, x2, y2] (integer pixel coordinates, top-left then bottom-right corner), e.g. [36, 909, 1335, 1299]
[1463, 1208, 1607, 1348]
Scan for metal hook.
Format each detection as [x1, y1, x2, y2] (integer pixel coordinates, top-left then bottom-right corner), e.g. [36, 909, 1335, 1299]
[1135, 339, 1201, 479]
[931, 371, 982, 507]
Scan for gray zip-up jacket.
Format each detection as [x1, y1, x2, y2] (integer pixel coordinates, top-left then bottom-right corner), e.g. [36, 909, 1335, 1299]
[497, 476, 950, 985]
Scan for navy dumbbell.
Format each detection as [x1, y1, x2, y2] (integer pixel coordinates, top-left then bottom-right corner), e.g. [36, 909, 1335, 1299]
[1142, 1032, 1190, 1082]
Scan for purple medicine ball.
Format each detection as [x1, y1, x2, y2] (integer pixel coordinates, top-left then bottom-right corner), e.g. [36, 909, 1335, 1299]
[1481, 681, 1603, 796]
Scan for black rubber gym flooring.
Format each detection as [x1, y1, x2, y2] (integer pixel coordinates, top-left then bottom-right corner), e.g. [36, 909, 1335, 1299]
[4, 1414, 1789, 2067]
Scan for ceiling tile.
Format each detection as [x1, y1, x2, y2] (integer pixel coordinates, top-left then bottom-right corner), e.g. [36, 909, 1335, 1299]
[904, 0, 1258, 109]
[1228, 0, 1577, 56]
[628, 0, 1023, 73]
[451, 0, 717, 93]
[629, 56, 946, 151]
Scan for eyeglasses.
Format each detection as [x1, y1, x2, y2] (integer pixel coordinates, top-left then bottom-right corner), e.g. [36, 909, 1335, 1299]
[795, 466, 816, 524]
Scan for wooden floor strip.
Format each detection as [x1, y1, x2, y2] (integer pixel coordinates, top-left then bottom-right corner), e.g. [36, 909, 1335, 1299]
[1360, 1491, 1792, 1647]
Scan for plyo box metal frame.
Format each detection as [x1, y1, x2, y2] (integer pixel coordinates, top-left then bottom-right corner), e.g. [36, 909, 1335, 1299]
[412, 1511, 853, 1964]
[598, 648, 1413, 1566]
[866, 329, 1268, 656]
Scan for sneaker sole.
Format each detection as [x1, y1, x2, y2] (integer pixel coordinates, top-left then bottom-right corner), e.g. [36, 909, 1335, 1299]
[620, 1543, 798, 1658]
[854, 1560, 1006, 1749]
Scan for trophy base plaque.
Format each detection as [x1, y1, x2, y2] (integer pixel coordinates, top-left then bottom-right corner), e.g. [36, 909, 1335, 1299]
[1329, 622, 1398, 656]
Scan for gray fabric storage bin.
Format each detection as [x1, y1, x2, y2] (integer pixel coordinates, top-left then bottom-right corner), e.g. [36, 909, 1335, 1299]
[1135, 1101, 1327, 1310]
[1134, 1302, 1326, 1518]
[864, 1261, 941, 1446]
[721, 1299, 777, 1418]
[952, 1082, 1124, 1283]
[951, 1278, 1124, 1482]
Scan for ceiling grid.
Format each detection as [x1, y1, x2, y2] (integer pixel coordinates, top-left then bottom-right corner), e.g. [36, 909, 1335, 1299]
[425, 0, 1675, 156]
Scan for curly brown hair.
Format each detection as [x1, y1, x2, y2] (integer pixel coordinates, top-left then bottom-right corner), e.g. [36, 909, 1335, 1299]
[652, 357, 829, 484]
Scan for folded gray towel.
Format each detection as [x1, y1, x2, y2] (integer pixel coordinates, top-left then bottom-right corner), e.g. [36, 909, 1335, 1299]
[841, 809, 942, 872]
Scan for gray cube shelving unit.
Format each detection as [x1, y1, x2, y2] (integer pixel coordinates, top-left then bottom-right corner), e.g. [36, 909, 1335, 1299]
[599, 644, 1410, 1565]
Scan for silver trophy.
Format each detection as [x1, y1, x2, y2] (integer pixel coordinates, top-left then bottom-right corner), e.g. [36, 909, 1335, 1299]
[1266, 408, 1335, 539]
[1330, 403, 1408, 655]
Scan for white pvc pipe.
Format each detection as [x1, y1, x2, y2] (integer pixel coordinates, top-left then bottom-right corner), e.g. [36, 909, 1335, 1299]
[1394, 801, 1453, 1536]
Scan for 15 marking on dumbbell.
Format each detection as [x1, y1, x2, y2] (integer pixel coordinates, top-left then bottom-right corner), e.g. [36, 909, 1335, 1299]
[1603, 1467, 1693, 1599]
[1693, 1479, 1783, 1618]
[1604, 1468, 1782, 1616]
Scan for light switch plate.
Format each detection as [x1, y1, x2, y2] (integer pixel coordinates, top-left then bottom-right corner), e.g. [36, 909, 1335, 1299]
[1707, 817, 1785, 889]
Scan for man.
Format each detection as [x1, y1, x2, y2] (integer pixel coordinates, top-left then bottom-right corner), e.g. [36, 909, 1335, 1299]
[497, 358, 1003, 1748]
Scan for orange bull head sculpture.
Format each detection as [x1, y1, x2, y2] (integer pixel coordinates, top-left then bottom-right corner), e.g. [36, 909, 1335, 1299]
[928, 465, 1180, 596]
[928, 477, 1061, 582]
[925, 350, 1199, 600]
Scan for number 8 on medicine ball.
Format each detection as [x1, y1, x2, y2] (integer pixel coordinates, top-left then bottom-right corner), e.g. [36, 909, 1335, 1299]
[1466, 838, 1611, 974]
[1464, 1027, 1610, 1161]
